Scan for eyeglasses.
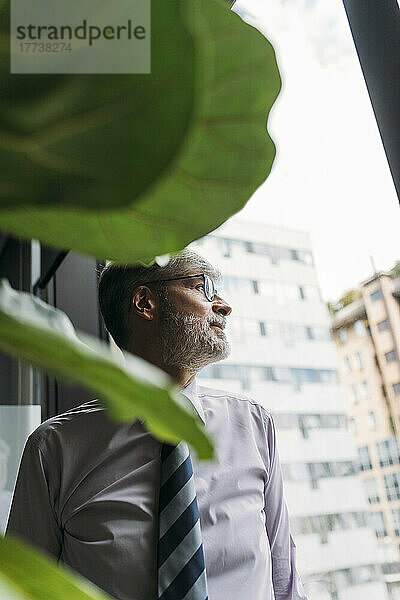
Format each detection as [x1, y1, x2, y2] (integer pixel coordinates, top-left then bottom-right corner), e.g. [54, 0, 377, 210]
[141, 273, 218, 302]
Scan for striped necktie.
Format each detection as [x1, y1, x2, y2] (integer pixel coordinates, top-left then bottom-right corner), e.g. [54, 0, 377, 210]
[157, 441, 208, 600]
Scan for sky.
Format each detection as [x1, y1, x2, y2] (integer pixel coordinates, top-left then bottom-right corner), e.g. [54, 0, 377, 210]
[229, 0, 399, 303]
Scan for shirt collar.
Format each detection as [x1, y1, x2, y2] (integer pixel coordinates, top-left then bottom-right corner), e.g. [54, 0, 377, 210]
[181, 377, 205, 424]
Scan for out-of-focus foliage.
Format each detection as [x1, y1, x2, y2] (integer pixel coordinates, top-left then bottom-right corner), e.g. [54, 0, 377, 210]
[0, 535, 114, 600]
[327, 288, 363, 315]
[0, 0, 280, 264]
[0, 1, 194, 210]
[390, 261, 400, 278]
[328, 258, 400, 315]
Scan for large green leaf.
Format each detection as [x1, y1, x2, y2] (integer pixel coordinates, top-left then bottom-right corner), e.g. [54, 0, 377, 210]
[0, 0, 281, 263]
[0, 535, 112, 600]
[0, 0, 194, 209]
[0, 279, 214, 459]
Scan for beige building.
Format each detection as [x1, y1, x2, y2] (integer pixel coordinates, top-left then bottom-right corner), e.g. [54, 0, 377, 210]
[331, 271, 400, 588]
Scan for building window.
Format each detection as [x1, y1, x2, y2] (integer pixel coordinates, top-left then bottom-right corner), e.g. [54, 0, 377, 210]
[218, 238, 232, 258]
[334, 564, 380, 588]
[377, 319, 390, 332]
[338, 328, 347, 343]
[300, 414, 344, 436]
[305, 326, 314, 340]
[368, 511, 387, 538]
[359, 381, 370, 400]
[367, 411, 377, 430]
[354, 351, 363, 370]
[376, 438, 399, 467]
[259, 321, 267, 337]
[291, 368, 337, 389]
[221, 276, 235, 294]
[358, 446, 372, 471]
[354, 320, 366, 337]
[200, 364, 218, 379]
[377, 437, 400, 467]
[238, 239, 315, 266]
[350, 565, 379, 586]
[273, 367, 291, 382]
[393, 383, 400, 397]
[210, 235, 352, 274]
[273, 413, 298, 429]
[200, 364, 338, 390]
[275, 413, 345, 432]
[348, 418, 357, 435]
[363, 478, 380, 504]
[343, 356, 352, 374]
[370, 289, 383, 302]
[348, 385, 358, 405]
[219, 364, 240, 379]
[385, 472, 400, 501]
[252, 280, 259, 295]
[269, 247, 280, 265]
[392, 509, 400, 536]
[385, 349, 397, 363]
[258, 242, 274, 258]
[320, 414, 346, 428]
[303, 251, 313, 265]
[333, 461, 358, 477]
[291, 512, 366, 543]
[282, 461, 356, 484]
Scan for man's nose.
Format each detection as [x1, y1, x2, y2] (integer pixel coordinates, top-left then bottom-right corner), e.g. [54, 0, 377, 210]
[212, 295, 232, 317]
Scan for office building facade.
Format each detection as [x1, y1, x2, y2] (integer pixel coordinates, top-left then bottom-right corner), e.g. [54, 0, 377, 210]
[331, 270, 400, 597]
[193, 219, 388, 600]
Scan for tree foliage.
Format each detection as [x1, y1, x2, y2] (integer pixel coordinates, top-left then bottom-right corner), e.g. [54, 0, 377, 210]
[327, 288, 363, 315]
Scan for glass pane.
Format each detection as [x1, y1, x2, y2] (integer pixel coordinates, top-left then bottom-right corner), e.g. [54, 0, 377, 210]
[0, 406, 41, 533]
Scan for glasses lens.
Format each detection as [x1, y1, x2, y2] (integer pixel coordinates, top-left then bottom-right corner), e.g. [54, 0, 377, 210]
[204, 274, 215, 301]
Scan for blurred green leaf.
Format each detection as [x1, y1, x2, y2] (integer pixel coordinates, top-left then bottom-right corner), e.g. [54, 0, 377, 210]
[0, 0, 280, 263]
[0, 534, 113, 600]
[0, 279, 214, 459]
[0, 0, 194, 209]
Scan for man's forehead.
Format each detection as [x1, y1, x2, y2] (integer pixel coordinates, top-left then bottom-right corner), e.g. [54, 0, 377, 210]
[175, 266, 221, 282]
[156, 249, 221, 282]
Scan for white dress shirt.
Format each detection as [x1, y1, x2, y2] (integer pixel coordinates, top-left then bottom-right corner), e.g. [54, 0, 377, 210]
[6, 379, 307, 600]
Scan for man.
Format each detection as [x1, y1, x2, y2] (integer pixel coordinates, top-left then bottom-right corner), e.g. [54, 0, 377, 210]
[7, 248, 307, 600]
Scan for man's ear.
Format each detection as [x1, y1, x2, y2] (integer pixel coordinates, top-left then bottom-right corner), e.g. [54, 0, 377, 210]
[132, 286, 157, 321]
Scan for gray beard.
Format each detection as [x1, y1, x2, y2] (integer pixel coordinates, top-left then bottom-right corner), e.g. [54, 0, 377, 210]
[159, 298, 230, 372]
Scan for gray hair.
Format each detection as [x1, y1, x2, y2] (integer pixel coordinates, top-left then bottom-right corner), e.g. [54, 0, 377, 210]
[98, 248, 220, 349]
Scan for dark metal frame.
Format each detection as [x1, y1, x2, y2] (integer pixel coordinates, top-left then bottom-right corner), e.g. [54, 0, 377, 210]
[0, 240, 108, 417]
[143, 273, 218, 302]
[343, 0, 400, 200]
